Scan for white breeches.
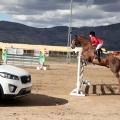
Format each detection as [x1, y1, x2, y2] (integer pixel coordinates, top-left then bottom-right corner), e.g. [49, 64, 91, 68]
[96, 43, 103, 50]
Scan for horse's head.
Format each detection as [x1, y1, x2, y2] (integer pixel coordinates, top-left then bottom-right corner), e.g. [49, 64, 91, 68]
[71, 35, 91, 49]
[71, 35, 81, 49]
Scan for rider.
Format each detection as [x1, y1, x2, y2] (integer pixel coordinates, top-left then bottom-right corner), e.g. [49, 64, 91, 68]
[89, 31, 104, 62]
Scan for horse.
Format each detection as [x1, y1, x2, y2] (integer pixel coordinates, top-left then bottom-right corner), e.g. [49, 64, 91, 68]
[71, 35, 120, 93]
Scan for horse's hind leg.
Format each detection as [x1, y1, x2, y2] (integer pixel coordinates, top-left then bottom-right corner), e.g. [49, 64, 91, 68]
[114, 72, 120, 93]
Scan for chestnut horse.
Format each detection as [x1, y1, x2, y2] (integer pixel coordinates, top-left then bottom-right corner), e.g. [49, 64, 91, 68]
[71, 35, 120, 93]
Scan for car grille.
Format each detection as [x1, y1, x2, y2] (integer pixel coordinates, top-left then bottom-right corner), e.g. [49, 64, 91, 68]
[21, 75, 31, 84]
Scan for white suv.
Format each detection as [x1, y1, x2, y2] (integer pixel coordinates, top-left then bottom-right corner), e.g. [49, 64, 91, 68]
[0, 65, 32, 100]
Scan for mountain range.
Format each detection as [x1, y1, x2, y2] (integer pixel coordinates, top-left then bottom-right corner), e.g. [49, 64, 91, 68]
[0, 21, 120, 51]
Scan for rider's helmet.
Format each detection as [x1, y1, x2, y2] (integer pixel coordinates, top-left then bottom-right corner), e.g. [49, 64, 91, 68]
[89, 31, 95, 36]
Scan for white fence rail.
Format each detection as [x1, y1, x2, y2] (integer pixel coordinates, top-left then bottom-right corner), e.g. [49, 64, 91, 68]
[7, 55, 39, 66]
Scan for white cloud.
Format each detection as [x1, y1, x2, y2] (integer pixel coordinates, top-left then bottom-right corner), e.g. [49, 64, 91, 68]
[13, 15, 27, 20]
[0, 0, 120, 28]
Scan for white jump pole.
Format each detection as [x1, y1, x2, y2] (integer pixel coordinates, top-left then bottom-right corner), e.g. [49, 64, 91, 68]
[76, 51, 82, 94]
[70, 50, 85, 96]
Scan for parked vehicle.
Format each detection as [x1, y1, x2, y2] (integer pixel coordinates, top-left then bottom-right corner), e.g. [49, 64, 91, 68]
[0, 65, 32, 100]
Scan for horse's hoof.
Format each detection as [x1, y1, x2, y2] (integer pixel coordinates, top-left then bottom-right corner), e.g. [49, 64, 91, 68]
[115, 89, 120, 93]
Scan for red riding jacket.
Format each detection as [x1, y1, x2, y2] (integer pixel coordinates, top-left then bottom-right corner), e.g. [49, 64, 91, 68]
[91, 36, 103, 46]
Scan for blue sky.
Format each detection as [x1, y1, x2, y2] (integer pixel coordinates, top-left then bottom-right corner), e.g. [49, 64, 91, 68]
[0, 13, 14, 22]
[0, 0, 120, 28]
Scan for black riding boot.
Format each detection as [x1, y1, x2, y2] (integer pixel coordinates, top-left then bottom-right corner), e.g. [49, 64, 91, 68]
[94, 50, 97, 55]
[96, 49, 101, 62]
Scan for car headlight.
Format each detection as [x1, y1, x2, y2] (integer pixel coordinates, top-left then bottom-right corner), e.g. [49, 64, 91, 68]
[0, 72, 20, 80]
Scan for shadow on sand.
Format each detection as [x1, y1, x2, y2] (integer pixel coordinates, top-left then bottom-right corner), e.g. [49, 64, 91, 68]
[85, 84, 120, 96]
[0, 93, 68, 107]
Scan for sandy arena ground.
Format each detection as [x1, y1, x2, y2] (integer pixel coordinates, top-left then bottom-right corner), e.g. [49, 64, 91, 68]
[0, 62, 120, 120]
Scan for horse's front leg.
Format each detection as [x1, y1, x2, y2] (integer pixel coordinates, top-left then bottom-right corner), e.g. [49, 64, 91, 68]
[114, 72, 120, 93]
[81, 53, 92, 61]
[81, 59, 87, 66]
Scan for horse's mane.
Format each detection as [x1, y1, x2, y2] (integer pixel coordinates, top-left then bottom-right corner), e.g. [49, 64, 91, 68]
[78, 35, 91, 45]
[79, 35, 88, 40]
[77, 35, 92, 50]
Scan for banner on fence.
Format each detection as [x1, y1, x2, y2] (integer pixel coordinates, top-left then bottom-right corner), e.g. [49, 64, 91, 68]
[34, 49, 49, 57]
[7, 48, 24, 55]
[34, 49, 40, 56]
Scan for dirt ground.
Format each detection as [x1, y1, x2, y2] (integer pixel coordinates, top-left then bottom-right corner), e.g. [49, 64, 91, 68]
[0, 62, 120, 120]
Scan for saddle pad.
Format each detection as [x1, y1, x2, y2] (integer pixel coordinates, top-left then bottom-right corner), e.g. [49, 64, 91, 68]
[101, 53, 106, 58]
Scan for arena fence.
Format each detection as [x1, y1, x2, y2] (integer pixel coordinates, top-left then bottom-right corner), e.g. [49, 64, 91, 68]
[6, 54, 78, 66]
